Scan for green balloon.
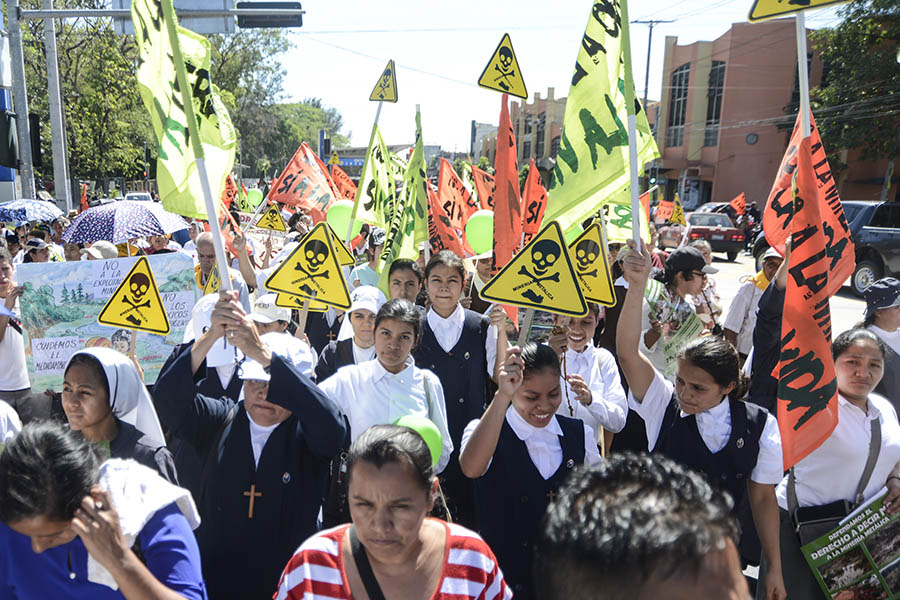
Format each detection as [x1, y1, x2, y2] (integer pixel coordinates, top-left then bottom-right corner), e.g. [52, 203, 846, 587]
[247, 188, 264, 208]
[326, 200, 362, 237]
[564, 223, 584, 245]
[393, 415, 443, 468]
[465, 210, 493, 255]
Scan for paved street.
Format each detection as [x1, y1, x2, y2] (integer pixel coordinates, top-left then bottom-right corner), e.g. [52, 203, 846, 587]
[711, 250, 866, 338]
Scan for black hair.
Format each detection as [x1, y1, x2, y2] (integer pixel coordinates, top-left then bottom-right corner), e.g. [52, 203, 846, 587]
[346, 424, 434, 492]
[832, 327, 887, 361]
[374, 298, 423, 346]
[521, 342, 562, 378]
[862, 313, 878, 328]
[585, 302, 601, 319]
[0, 421, 103, 523]
[534, 453, 738, 600]
[64, 353, 110, 402]
[388, 258, 423, 283]
[424, 250, 466, 281]
[655, 265, 700, 287]
[287, 212, 304, 231]
[677, 336, 749, 399]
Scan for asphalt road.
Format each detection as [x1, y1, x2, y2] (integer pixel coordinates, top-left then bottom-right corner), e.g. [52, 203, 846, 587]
[710, 249, 867, 337]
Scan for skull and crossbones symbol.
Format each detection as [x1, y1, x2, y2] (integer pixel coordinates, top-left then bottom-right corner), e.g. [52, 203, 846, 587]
[493, 47, 515, 91]
[513, 240, 561, 304]
[575, 239, 601, 278]
[292, 239, 330, 296]
[119, 272, 152, 326]
[376, 67, 392, 99]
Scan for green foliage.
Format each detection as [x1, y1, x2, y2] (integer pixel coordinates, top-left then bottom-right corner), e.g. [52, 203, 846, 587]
[158, 269, 196, 292]
[20, 281, 84, 336]
[519, 163, 530, 193]
[477, 156, 493, 173]
[810, 0, 900, 169]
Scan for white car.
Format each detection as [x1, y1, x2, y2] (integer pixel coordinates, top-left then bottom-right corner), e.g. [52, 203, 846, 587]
[124, 192, 153, 202]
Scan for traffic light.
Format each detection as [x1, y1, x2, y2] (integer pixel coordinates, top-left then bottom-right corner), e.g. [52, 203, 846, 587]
[648, 165, 658, 185]
[322, 138, 331, 158]
[0, 111, 18, 170]
[236, 1, 302, 28]
[29, 113, 41, 168]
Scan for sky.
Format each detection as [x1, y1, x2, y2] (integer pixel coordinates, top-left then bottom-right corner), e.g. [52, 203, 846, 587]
[278, 0, 845, 152]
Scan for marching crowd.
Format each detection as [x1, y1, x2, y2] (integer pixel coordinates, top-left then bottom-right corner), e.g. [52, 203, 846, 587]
[1, 206, 900, 600]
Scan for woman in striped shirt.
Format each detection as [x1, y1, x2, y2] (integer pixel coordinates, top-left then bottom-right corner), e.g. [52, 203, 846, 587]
[274, 424, 511, 600]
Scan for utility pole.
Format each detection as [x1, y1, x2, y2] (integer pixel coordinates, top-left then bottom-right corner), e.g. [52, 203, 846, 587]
[631, 19, 674, 113]
[42, 0, 71, 212]
[6, 0, 35, 199]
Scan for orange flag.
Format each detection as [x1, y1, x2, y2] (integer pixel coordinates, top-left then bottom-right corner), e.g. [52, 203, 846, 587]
[221, 174, 238, 209]
[729, 192, 746, 216]
[438, 158, 478, 230]
[471, 165, 495, 210]
[267, 142, 337, 223]
[775, 135, 853, 469]
[427, 185, 470, 257]
[330, 164, 357, 201]
[521, 159, 547, 246]
[763, 112, 853, 293]
[655, 200, 674, 222]
[218, 199, 240, 258]
[79, 183, 89, 213]
[639, 191, 651, 222]
[491, 94, 522, 275]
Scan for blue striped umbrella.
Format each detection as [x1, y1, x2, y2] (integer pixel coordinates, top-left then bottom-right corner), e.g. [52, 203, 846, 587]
[61, 200, 189, 244]
[0, 198, 64, 222]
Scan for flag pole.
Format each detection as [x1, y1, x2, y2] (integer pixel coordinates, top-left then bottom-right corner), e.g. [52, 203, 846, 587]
[159, 0, 232, 292]
[346, 102, 383, 245]
[620, 0, 643, 247]
[795, 13, 812, 138]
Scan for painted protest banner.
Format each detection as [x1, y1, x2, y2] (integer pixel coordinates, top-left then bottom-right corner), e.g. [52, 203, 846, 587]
[802, 488, 900, 599]
[17, 253, 196, 391]
[644, 278, 705, 378]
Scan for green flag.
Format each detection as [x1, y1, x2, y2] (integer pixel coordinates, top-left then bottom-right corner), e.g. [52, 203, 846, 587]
[377, 112, 428, 294]
[131, 0, 236, 221]
[544, 0, 659, 234]
[354, 125, 395, 228]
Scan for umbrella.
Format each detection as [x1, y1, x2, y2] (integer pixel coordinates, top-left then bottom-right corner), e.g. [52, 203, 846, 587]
[61, 200, 189, 244]
[0, 198, 64, 222]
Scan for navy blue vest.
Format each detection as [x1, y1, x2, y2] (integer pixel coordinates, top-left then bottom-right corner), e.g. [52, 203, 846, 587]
[414, 309, 491, 528]
[474, 415, 586, 600]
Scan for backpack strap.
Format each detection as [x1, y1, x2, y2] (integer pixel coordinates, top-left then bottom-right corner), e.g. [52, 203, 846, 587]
[348, 525, 387, 600]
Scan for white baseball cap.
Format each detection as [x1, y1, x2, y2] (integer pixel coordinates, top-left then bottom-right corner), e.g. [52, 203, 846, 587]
[249, 293, 291, 324]
[348, 285, 386, 316]
[80, 240, 119, 260]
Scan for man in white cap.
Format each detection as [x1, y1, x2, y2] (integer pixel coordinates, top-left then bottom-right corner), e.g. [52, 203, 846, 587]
[723, 246, 783, 363]
[248, 293, 315, 379]
[80, 240, 119, 260]
[194, 231, 251, 311]
[153, 291, 346, 600]
[349, 226, 385, 288]
[314, 285, 385, 382]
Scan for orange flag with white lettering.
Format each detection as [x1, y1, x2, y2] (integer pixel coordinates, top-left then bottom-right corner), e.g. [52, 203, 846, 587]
[521, 159, 547, 247]
[438, 158, 480, 229]
[267, 142, 337, 223]
[221, 174, 238, 209]
[427, 185, 471, 257]
[729, 192, 746, 216]
[491, 94, 522, 274]
[330, 164, 357, 201]
[776, 135, 852, 469]
[471, 164, 495, 210]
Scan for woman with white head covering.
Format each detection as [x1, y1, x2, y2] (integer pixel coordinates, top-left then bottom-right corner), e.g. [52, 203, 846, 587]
[62, 347, 177, 483]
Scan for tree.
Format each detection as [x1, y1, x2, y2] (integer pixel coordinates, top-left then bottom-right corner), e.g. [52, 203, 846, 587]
[76, 283, 84, 303]
[60, 286, 69, 304]
[810, 0, 900, 172]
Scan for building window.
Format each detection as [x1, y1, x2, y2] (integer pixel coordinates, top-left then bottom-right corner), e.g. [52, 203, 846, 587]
[704, 61, 725, 146]
[524, 114, 533, 135]
[550, 135, 560, 158]
[535, 113, 546, 158]
[523, 141, 531, 159]
[666, 63, 690, 147]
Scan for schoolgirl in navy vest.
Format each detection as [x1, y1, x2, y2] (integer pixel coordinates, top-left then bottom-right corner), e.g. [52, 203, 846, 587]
[460, 343, 601, 600]
[616, 239, 787, 600]
[413, 250, 505, 528]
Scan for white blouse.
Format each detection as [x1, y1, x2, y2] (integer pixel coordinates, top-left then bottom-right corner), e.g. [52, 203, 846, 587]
[556, 345, 627, 440]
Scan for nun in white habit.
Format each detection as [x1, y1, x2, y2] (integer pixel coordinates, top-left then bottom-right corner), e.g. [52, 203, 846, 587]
[61, 347, 178, 483]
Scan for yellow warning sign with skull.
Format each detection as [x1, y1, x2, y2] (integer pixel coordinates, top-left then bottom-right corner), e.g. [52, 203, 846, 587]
[327, 224, 356, 266]
[477, 33, 527, 99]
[274, 293, 329, 312]
[480, 221, 588, 317]
[98, 257, 171, 335]
[568, 223, 616, 307]
[255, 204, 287, 232]
[670, 193, 686, 226]
[264, 222, 352, 310]
[369, 59, 398, 103]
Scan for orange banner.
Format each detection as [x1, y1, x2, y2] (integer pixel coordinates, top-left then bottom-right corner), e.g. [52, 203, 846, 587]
[427, 185, 470, 257]
[777, 136, 845, 469]
[491, 94, 522, 274]
[655, 200, 674, 221]
[330, 164, 357, 201]
[521, 158, 548, 246]
[80, 184, 89, 213]
[729, 192, 746, 216]
[471, 164, 495, 210]
[438, 158, 479, 230]
[267, 142, 337, 223]
[764, 112, 853, 298]
[639, 190, 650, 222]
[218, 199, 240, 258]
[222, 174, 238, 209]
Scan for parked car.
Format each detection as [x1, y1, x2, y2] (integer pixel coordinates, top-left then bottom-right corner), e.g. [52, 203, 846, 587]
[87, 196, 116, 208]
[751, 200, 900, 296]
[684, 212, 745, 261]
[124, 192, 153, 202]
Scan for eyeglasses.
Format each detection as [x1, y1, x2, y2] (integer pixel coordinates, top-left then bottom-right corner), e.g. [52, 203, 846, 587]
[691, 270, 707, 279]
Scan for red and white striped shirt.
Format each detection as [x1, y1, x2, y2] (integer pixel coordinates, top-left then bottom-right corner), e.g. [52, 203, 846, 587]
[274, 519, 513, 600]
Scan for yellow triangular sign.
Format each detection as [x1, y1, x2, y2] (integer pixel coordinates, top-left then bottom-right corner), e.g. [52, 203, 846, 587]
[275, 293, 329, 312]
[670, 193, 686, 226]
[264, 222, 352, 310]
[203, 265, 220, 295]
[328, 151, 340, 166]
[369, 59, 398, 103]
[481, 221, 588, 317]
[98, 256, 171, 335]
[477, 33, 527, 99]
[568, 223, 616, 307]
[327, 223, 356, 266]
[748, 0, 845, 22]
[255, 204, 287, 232]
